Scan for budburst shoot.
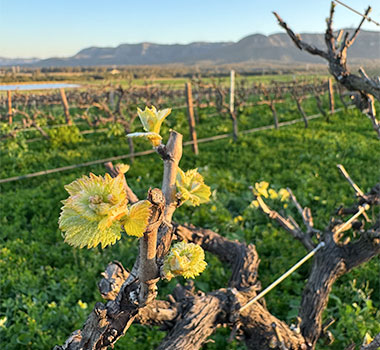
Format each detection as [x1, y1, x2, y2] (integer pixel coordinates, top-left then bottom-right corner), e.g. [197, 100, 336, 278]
[253, 181, 269, 198]
[176, 168, 211, 206]
[163, 241, 207, 280]
[250, 181, 290, 209]
[127, 106, 171, 147]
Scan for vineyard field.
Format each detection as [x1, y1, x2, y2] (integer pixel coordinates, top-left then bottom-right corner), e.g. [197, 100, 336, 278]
[0, 78, 379, 350]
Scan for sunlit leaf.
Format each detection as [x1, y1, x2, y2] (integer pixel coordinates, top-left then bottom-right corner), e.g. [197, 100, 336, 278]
[163, 241, 207, 280]
[121, 200, 151, 237]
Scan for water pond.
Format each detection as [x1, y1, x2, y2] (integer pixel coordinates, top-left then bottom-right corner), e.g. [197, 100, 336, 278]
[0, 83, 80, 91]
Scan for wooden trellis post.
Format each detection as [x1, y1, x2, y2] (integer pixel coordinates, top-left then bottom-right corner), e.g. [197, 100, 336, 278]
[59, 88, 72, 125]
[7, 90, 12, 125]
[328, 78, 335, 115]
[109, 89, 115, 111]
[229, 70, 239, 140]
[230, 70, 235, 114]
[185, 82, 199, 155]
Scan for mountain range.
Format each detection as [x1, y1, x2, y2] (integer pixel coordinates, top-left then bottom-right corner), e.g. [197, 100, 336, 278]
[2, 30, 379, 67]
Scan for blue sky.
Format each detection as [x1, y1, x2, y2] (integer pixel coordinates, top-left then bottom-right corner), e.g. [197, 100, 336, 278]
[1, 0, 379, 58]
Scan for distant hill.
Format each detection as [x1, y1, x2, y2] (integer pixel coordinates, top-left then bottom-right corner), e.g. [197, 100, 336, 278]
[2, 30, 379, 67]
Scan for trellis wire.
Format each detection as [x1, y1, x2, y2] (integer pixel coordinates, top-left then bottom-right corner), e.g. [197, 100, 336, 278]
[2, 80, 327, 133]
[239, 242, 325, 312]
[13, 93, 347, 144]
[239, 203, 370, 312]
[0, 106, 354, 184]
[333, 0, 380, 26]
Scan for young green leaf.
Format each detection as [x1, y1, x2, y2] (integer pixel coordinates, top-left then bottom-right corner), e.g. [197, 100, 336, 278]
[59, 173, 128, 249]
[127, 106, 171, 147]
[163, 241, 207, 280]
[176, 168, 211, 206]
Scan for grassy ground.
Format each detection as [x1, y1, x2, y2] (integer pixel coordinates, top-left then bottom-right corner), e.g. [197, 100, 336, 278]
[0, 96, 379, 349]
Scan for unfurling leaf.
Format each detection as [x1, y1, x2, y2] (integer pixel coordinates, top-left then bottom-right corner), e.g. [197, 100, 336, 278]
[253, 181, 269, 198]
[116, 163, 130, 174]
[278, 188, 290, 202]
[163, 242, 207, 280]
[127, 106, 171, 147]
[127, 132, 162, 147]
[251, 200, 260, 208]
[137, 106, 171, 134]
[176, 168, 211, 206]
[121, 200, 151, 237]
[362, 332, 373, 346]
[59, 173, 128, 249]
[268, 188, 278, 199]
